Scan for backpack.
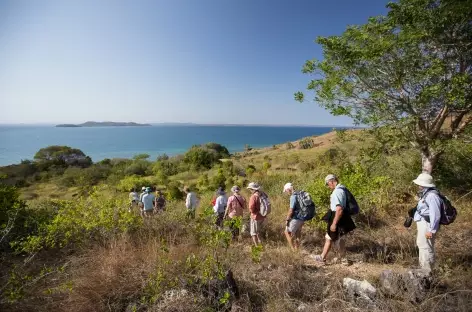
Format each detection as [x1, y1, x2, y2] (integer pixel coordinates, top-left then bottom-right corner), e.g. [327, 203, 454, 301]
[424, 190, 457, 225]
[295, 191, 316, 221]
[156, 196, 165, 208]
[259, 193, 271, 217]
[338, 186, 360, 215]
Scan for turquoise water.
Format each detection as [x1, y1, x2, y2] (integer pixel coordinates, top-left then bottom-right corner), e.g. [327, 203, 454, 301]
[0, 125, 339, 166]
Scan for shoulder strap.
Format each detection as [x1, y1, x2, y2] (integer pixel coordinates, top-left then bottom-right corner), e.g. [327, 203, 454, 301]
[233, 195, 243, 208]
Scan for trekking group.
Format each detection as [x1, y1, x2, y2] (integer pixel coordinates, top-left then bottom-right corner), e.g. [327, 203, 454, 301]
[129, 172, 456, 272]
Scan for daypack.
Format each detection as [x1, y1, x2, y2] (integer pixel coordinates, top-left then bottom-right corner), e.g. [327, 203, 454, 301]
[295, 191, 316, 221]
[156, 196, 166, 208]
[424, 189, 457, 225]
[338, 186, 360, 215]
[259, 193, 271, 217]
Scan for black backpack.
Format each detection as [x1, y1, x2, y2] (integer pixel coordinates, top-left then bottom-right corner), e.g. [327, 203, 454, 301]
[338, 186, 360, 215]
[424, 189, 457, 225]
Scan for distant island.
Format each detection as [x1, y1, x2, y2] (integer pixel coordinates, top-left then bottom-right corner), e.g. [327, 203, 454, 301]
[56, 121, 152, 127]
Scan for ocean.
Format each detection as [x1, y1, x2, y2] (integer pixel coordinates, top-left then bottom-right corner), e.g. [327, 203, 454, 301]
[0, 125, 339, 166]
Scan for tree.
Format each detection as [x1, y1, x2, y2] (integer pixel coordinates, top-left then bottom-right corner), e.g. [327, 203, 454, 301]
[34, 146, 92, 167]
[296, 0, 472, 173]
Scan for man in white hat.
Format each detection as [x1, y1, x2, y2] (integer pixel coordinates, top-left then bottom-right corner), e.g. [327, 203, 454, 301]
[311, 174, 355, 264]
[247, 182, 268, 247]
[283, 183, 305, 251]
[412, 173, 442, 271]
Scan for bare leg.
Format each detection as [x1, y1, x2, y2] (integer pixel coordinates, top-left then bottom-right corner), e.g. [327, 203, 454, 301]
[321, 238, 332, 260]
[285, 230, 295, 251]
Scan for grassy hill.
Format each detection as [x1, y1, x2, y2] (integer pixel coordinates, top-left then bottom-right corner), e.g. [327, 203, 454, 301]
[1, 129, 472, 311]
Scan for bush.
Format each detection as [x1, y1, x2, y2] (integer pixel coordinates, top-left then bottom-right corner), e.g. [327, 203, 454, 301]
[299, 137, 315, 149]
[262, 162, 271, 172]
[12, 188, 141, 253]
[245, 165, 256, 176]
[166, 182, 184, 201]
[124, 160, 152, 176]
[183, 143, 230, 170]
[117, 175, 149, 192]
[0, 182, 28, 248]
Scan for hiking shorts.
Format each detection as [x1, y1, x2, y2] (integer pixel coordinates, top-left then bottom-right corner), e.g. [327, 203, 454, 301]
[250, 219, 264, 236]
[286, 219, 304, 236]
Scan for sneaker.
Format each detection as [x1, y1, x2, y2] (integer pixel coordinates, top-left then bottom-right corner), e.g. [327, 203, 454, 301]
[309, 254, 326, 264]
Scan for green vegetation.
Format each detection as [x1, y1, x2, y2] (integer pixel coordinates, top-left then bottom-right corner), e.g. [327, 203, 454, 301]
[296, 0, 472, 173]
[1, 1, 472, 311]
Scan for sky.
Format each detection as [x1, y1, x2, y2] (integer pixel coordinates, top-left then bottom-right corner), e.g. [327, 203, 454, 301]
[0, 0, 389, 126]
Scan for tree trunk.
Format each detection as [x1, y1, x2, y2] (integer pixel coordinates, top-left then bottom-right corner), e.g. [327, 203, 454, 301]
[421, 152, 439, 174]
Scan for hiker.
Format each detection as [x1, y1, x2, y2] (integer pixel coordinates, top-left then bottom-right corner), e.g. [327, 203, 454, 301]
[224, 186, 247, 239]
[154, 190, 166, 213]
[412, 173, 442, 272]
[185, 187, 197, 219]
[213, 187, 228, 228]
[141, 187, 155, 218]
[247, 182, 270, 247]
[283, 183, 305, 251]
[128, 188, 139, 212]
[138, 186, 146, 212]
[311, 174, 356, 264]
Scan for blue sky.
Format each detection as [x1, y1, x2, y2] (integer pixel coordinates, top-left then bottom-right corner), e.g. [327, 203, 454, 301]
[0, 0, 388, 126]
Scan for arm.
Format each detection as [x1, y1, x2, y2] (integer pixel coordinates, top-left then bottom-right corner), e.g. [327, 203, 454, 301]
[213, 196, 220, 213]
[249, 196, 257, 214]
[224, 196, 232, 219]
[185, 194, 191, 209]
[286, 195, 296, 221]
[426, 194, 442, 234]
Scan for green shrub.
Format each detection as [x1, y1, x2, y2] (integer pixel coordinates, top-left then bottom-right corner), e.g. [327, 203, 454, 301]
[12, 187, 141, 253]
[124, 160, 151, 176]
[262, 162, 271, 172]
[166, 182, 184, 201]
[245, 165, 256, 176]
[299, 137, 315, 149]
[183, 143, 230, 170]
[117, 175, 149, 192]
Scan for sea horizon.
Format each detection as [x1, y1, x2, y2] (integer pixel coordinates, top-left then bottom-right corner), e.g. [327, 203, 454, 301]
[0, 124, 349, 166]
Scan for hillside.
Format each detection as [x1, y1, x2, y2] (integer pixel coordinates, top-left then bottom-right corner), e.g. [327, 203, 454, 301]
[1, 130, 471, 312]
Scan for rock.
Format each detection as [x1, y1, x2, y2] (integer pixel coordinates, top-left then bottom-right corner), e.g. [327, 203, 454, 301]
[297, 303, 308, 311]
[163, 289, 189, 301]
[343, 278, 377, 300]
[380, 269, 432, 302]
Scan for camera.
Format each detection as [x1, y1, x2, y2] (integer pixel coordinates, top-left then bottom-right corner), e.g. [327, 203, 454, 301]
[403, 207, 417, 228]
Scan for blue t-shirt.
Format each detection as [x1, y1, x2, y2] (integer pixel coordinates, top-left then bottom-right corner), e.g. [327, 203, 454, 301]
[290, 193, 302, 220]
[142, 193, 155, 211]
[330, 184, 347, 212]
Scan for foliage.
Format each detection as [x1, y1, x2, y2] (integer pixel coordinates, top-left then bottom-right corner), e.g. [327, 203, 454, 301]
[34, 146, 92, 167]
[210, 168, 226, 190]
[296, 0, 472, 172]
[117, 175, 149, 192]
[0, 182, 28, 247]
[166, 181, 184, 201]
[124, 160, 152, 176]
[299, 137, 316, 149]
[286, 142, 294, 149]
[245, 165, 256, 177]
[11, 187, 141, 253]
[262, 161, 271, 172]
[133, 154, 150, 160]
[183, 143, 230, 170]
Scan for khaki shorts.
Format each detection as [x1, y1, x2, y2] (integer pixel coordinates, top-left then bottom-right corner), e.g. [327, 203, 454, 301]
[250, 219, 264, 236]
[286, 219, 304, 237]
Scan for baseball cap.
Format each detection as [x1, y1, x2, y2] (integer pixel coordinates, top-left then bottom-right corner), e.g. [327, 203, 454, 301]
[324, 174, 337, 185]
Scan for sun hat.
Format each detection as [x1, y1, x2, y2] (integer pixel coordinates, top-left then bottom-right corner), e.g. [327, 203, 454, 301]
[324, 174, 337, 185]
[145, 187, 152, 193]
[283, 182, 293, 193]
[142, 186, 146, 191]
[231, 185, 241, 193]
[247, 182, 260, 191]
[217, 187, 225, 195]
[413, 173, 435, 188]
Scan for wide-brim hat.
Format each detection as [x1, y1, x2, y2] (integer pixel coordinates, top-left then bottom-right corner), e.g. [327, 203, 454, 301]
[231, 185, 241, 193]
[247, 182, 260, 191]
[413, 173, 435, 188]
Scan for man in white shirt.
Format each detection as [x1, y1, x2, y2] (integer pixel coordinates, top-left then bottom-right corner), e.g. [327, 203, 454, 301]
[185, 187, 197, 219]
[141, 187, 155, 218]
